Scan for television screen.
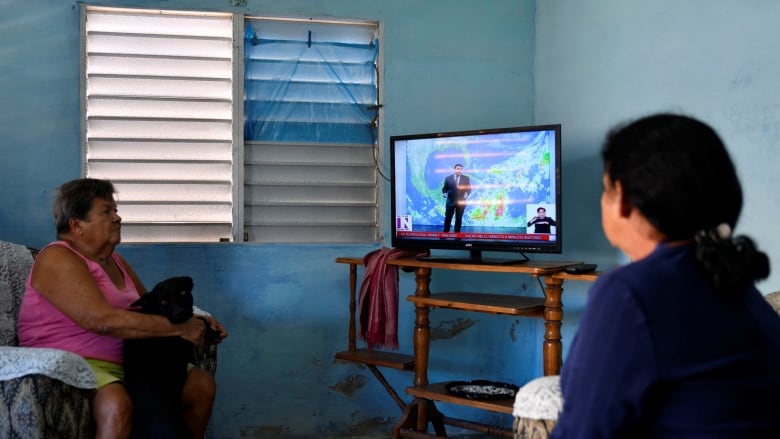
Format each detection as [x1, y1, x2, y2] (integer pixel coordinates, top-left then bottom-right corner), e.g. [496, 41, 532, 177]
[390, 124, 562, 263]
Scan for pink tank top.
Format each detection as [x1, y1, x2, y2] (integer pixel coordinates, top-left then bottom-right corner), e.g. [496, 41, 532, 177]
[17, 241, 141, 363]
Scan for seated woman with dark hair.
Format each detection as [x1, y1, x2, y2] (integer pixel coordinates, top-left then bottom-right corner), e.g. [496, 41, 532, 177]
[17, 178, 228, 439]
[551, 114, 780, 438]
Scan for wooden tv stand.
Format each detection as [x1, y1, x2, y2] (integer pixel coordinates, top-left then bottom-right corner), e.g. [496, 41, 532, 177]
[334, 256, 596, 438]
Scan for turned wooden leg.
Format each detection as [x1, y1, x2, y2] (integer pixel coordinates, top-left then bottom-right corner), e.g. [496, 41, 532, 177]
[392, 400, 418, 439]
[541, 275, 563, 376]
[412, 267, 432, 387]
[392, 399, 447, 438]
[347, 262, 358, 352]
[412, 267, 433, 433]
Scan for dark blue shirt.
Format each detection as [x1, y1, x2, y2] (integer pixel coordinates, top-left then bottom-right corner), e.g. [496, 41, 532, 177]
[552, 243, 780, 439]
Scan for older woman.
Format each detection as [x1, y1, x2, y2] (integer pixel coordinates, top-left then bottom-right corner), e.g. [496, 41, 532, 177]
[551, 114, 780, 438]
[17, 178, 227, 439]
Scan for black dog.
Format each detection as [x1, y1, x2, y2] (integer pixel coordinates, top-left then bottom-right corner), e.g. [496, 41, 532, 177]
[124, 276, 197, 439]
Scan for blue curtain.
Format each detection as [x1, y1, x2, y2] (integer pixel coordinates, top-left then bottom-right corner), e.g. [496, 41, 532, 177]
[244, 22, 379, 144]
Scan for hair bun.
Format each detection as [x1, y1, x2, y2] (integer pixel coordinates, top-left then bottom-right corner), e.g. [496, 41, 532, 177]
[694, 229, 770, 296]
[734, 236, 770, 281]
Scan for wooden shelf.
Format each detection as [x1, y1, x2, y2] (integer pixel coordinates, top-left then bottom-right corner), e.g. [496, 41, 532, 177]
[335, 255, 599, 438]
[407, 292, 544, 317]
[336, 256, 363, 265]
[406, 382, 515, 414]
[335, 349, 415, 370]
[387, 257, 581, 275]
[552, 271, 601, 282]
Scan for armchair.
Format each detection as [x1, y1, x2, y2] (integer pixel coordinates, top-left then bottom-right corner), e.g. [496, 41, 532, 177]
[0, 240, 218, 438]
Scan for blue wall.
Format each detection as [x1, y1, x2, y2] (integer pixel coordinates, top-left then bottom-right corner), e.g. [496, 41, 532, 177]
[535, 0, 780, 349]
[3, 1, 779, 437]
[1, 1, 538, 437]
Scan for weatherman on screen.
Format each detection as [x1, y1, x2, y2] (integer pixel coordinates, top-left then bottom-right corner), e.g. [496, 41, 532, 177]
[442, 163, 471, 233]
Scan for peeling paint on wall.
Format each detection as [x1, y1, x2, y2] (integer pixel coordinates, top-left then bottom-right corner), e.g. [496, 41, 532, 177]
[239, 424, 290, 437]
[430, 317, 477, 340]
[340, 416, 393, 436]
[329, 374, 369, 397]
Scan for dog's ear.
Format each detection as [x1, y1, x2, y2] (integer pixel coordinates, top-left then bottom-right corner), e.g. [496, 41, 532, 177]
[172, 276, 194, 293]
[155, 276, 194, 294]
[129, 276, 193, 310]
[129, 293, 153, 309]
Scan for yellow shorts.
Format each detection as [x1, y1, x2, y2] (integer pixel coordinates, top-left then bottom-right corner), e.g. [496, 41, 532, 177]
[85, 358, 197, 389]
[85, 358, 125, 388]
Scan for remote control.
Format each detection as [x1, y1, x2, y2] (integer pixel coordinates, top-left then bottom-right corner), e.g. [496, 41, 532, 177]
[565, 263, 598, 274]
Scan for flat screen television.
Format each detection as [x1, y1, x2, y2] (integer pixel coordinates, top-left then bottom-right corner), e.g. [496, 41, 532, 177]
[390, 124, 562, 264]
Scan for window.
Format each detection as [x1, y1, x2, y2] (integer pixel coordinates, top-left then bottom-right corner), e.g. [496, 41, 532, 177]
[243, 18, 380, 243]
[82, 6, 380, 243]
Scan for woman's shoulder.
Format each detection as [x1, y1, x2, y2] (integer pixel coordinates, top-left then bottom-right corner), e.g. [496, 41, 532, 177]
[38, 241, 80, 258]
[34, 241, 92, 271]
[591, 247, 689, 292]
[37, 241, 72, 255]
[28, 242, 97, 292]
[591, 245, 709, 315]
[604, 244, 694, 280]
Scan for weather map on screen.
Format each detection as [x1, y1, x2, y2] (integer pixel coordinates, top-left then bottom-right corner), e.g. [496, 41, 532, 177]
[390, 124, 562, 260]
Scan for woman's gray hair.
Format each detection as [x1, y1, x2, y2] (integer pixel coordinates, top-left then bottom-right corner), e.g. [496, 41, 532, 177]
[53, 178, 117, 234]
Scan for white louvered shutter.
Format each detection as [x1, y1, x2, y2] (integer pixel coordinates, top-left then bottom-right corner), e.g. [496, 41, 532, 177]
[83, 7, 235, 242]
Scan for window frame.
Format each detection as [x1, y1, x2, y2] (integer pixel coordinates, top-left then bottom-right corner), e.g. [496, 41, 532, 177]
[80, 6, 384, 244]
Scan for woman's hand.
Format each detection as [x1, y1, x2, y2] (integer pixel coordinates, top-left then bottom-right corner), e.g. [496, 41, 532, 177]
[177, 317, 208, 345]
[198, 315, 228, 344]
[178, 316, 228, 345]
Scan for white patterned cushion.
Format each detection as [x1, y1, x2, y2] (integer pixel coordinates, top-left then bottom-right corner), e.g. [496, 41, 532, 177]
[0, 241, 33, 346]
[765, 291, 780, 315]
[0, 241, 97, 390]
[513, 375, 563, 420]
[0, 346, 97, 389]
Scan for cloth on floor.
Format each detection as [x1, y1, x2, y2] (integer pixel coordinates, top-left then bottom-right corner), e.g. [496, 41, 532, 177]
[358, 247, 427, 350]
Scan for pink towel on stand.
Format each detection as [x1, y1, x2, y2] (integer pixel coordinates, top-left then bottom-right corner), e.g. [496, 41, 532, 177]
[358, 247, 427, 350]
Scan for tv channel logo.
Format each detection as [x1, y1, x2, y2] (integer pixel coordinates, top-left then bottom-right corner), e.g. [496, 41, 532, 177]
[396, 215, 412, 231]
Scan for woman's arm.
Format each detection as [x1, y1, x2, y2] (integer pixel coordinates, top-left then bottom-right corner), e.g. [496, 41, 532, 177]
[551, 274, 658, 439]
[117, 253, 227, 343]
[118, 253, 228, 343]
[30, 245, 206, 344]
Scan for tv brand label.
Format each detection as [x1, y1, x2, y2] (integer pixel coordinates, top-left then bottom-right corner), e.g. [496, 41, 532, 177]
[396, 215, 413, 231]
